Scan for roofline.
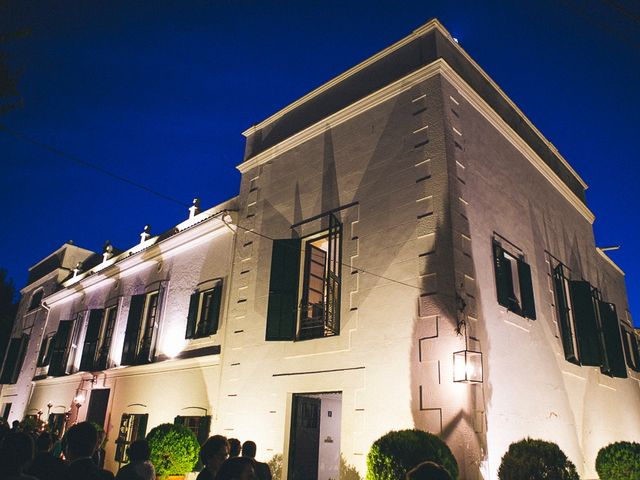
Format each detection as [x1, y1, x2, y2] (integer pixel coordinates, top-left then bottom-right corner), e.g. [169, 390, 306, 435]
[28, 242, 95, 271]
[596, 247, 625, 276]
[240, 18, 588, 191]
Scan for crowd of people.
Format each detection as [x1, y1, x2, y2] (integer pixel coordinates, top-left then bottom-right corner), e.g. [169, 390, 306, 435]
[0, 420, 273, 480]
[0, 419, 454, 480]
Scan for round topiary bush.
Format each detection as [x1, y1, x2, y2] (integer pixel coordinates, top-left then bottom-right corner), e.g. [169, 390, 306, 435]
[366, 429, 458, 480]
[596, 441, 640, 480]
[146, 423, 200, 479]
[498, 438, 579, 480]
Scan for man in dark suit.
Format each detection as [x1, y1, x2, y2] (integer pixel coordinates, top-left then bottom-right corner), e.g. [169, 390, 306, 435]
[65, 422, 114, 480]
[241, 440, 272, 480]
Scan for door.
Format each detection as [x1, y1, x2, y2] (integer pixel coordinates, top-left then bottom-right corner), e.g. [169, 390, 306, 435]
[86, 389, 110, 428]
[289, 395, 321, 480]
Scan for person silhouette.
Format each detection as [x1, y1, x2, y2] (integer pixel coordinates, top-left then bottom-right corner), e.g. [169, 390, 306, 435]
[241, 441, 271, 480]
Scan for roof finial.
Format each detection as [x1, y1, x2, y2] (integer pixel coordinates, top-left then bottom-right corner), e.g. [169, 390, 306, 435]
[189, 198, 201, 219]
[140, 225, 151, 244]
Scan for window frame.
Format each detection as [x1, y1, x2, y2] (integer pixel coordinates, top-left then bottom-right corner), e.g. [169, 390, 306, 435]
[115, 413, 148, 463]
[28, 289, 44, 312]
[492, 239, 536, 319]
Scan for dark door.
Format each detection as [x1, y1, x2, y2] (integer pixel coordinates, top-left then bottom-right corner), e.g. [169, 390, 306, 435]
[86, 389, 110, 428]
[289, 395, 321, 480]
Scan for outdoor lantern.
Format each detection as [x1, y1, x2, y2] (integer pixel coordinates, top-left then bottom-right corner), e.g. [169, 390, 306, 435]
[453, 349, 483, 383]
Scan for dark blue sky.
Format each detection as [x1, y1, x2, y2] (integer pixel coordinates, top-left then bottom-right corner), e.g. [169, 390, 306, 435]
[1, 1, 638, 324]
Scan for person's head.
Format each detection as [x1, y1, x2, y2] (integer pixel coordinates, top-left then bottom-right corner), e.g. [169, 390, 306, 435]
[11, 420, 20, 430]
[200, 435, 229, 471]
[0, 432, 34, 473]
[228, 438, 241, 457]
[36, 432, 54, 452]
[406, 461, 453, 480]
[128, 439, 150, 463]
[241, 440, 257, 459]
[215, 456, 256, 480]
[65, 422, 98, 460]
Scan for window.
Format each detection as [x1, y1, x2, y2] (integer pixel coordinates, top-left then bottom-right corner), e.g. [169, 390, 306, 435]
[79, 309, 105, 372]
[266, 213, 341, 341]
[48, 320, 73, 376]
[121, 288, 164, 366]
[185, 283, 223, 339]
[95, 306, 118, 370]
[622, 328, 640, 372]
[47, 413, 67, 436]
[37, 334, 55, 367]
[492, 240, 536, 319]
[28, 290, 43, 311]
[1, 403, 11, 421]
[174, 415, 211, 445]
[115, 413, 148, 463]
[551, 261, 627, 377]
[0, 334, 30, 384]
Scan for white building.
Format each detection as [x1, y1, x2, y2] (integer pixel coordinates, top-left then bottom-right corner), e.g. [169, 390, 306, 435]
[2, 19, 640, 480]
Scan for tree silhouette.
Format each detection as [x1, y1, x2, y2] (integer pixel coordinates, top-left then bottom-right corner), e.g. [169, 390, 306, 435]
[0, 0, 28, 115]
[0, 268, 18, 365]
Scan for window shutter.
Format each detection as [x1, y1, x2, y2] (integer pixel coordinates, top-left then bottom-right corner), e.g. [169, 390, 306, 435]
[493, 242, 513, 309]
[206, 283, 223, 336]
[631, 334, 640, 372]
[48, 321, 72, 377]
[569, 281, 601, 366]
[115, 413, 131, 462]
[12, 335, 29, 384]
[137, 413, 149, 439]
[599, 302, 627, 378]
[95, 308, 117, 371]
[197, 416, 211, 444]
[121, 295, 145, 366]
[79, 309, 104, 372]
[553, 266, 578, 363]
[517, 258, 536, 319]
[0, 338, 21, 384]
[185, 292, 199, 339]
[266, 238, 301, 340]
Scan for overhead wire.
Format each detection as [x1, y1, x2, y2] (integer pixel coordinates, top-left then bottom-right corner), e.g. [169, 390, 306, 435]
[1, 124, 423, 292]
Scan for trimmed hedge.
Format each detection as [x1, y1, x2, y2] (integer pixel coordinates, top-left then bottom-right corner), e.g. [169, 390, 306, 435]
[366, 429, 458, 480]
[596, 441, 640, 480]
[498, 438, 579, 480]
[146, 423, 200, 479]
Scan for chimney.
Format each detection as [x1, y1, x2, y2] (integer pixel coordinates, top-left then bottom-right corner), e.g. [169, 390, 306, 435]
[189, 198, 201, 219]
[72, 262, 83, 278]
[140, 225, 151, 244]
[103, 242, 114, 262]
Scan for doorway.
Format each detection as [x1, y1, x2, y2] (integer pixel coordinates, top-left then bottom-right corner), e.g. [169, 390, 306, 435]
[86, 389, 110, 428]
[289, 392, 342, 480]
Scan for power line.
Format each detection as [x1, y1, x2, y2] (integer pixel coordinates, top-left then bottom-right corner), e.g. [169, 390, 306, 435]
[0, 123, 190, 207]
[1, 123, 426, 293]
[599, 0, 640, 24]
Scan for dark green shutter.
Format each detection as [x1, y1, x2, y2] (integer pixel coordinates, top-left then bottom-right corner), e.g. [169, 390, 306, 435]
[553, 266, 578, 363]
[115, 414, 131, 462]
[11, 335, 29, 383]
[197, 416, 211, 444]
[121, 295, 145, 365]
[518, 259, 536, 319]
[95, 307, 117, 371]
[569, 281, 601, 366]
[631, 334, 640, 372]
[266, 238, 301, 340]
[599, 302, 627, 378]
[48, 321, 72, 377]
[206, 283, 223, 335]
[137, 414, 148, 439]
[0, 338, 21, 384]
[185, 293, 199, 339]
[493, 242, 513, 310]
[79, 309, 104, 371]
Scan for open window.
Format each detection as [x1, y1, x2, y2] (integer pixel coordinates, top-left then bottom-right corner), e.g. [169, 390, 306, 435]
[266, 213, 341, 341]
[185, 282, 223, 339]
[115, 413, 148, 463]
[492, 240, 536, 319]
[622, 328, 640, 372]
[551, 260, 627, 377]
[174, 415, 211, 445]
[121, 286, 165, 366]
[28, 289, 43, 311]
[36, 333, 55, 368]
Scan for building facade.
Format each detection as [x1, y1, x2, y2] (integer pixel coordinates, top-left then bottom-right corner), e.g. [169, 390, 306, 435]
[2, 19, 640, 480]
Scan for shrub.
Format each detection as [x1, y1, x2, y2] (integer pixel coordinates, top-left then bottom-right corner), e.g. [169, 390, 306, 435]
[366, 429, 458, 480]
[268, 453, 283, 480]
[340, 454, 362, 480]
[498, 438, 579, 480]
[146, 423, 200, 479]
[596, 441, 640, 480]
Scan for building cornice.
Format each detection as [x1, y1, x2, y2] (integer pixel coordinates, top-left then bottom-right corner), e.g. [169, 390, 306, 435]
[596, 247, 625, 276]
[237, 59, 594, 224]
[44, 211, 236, 307]
[240, 18, 587, 193]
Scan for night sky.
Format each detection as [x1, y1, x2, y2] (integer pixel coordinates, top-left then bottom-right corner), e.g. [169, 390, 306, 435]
[1, 1, 638, 325]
